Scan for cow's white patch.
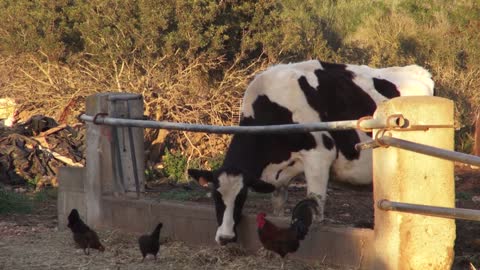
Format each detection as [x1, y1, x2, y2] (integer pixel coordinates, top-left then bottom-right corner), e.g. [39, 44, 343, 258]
[261, 153, 304, 187]
[346, 64, 435, 97]
[331, 131, 373, 185]
[215, 173, 243, 244]
[242, 60, 322, 122]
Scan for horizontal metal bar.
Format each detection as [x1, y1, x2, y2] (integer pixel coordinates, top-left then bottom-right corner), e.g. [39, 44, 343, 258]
[355, 140, 380, 151]
[378, 199, 480, 222]
[378, 136, 480, 167]
[79, 114, 391, 134]
[107, 94, 142, 101]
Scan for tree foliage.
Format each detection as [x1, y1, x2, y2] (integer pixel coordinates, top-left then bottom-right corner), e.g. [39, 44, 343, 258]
[0, 0, 479, 153]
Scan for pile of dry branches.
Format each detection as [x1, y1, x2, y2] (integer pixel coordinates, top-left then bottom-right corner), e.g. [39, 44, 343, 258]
[0, 53, 269, 176]
[0, 115, 85, 187]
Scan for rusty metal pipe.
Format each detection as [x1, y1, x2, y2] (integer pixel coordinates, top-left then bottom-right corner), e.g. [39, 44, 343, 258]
[378, 199, 480, 222]
[377, 136, 480, 167]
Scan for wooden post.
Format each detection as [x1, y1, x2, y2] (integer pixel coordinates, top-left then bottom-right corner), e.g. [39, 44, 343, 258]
[107, 93, 146, 196]
[84, 93, 146, 227]
[372, 96, 455, 270]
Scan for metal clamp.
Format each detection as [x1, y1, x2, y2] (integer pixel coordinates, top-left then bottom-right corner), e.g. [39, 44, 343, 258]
[356, 116, 374, 132]
[92, 113, 108, 125]
[386, 114, 407, 129]
[375, 129, 391, 148]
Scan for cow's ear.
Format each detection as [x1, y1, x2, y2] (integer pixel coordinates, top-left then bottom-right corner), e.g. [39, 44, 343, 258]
[188, 169, 213, 187]
[249, 180, 276, 193]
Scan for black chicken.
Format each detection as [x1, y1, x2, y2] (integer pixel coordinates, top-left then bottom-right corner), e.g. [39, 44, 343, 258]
[67, 209, 105, 255]
[256, 198, 318, 268]
[138, 223, 163, 262]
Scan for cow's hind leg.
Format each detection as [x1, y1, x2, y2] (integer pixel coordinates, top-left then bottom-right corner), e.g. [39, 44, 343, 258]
[272, 185, 288, 216]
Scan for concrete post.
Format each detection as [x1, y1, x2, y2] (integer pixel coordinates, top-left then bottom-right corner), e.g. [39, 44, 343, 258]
[84, 93, 145, 227]
[372, 96, 455, 270]
[85, 93, 114, 227]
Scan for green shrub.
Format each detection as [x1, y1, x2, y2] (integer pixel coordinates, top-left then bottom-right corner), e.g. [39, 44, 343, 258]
[0, 189, 33, 214]
[207, 154, 224, 171]
[0, 0, 479, 155]
[33, 188, 58, 203]
[161, 148, 188, 182]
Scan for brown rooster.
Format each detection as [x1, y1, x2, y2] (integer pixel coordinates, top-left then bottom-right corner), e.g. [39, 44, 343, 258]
[256, 198, 318, 268]
[67, 209, 105, 255]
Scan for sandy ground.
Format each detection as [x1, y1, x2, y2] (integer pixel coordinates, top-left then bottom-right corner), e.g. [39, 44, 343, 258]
[0, 219, 347, 270]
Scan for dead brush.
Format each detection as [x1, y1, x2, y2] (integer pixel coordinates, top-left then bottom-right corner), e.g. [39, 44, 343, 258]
[0, 51, 269, 178]
[191, 244, 248, 265]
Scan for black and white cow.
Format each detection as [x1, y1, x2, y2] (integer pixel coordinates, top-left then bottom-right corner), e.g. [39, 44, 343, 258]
[188, 60, 434, 245]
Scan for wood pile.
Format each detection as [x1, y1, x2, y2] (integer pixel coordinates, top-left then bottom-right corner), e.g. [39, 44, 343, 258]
[0, 115, 85, 188]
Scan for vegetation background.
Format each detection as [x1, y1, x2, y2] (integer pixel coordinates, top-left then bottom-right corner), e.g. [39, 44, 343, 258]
[0, 0, 479, 181]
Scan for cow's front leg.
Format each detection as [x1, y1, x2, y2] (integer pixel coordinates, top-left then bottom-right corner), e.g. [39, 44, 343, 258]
[272, 185, 288, 216]
[303, 150, 335, 223]
[307, 191, 326, 223]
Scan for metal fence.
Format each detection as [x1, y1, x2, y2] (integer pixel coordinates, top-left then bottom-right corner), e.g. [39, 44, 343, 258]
[80, 108, 480, 222]
[79, 113, 400, 134]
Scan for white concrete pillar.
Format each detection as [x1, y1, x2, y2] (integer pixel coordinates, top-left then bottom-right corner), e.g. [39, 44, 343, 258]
[85, 93, 113, 227]
[372, 96, 455, 270]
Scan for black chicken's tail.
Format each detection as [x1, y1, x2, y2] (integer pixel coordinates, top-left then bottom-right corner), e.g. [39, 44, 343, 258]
[290, 198, 318, 241]
[152, 223, 163, 239]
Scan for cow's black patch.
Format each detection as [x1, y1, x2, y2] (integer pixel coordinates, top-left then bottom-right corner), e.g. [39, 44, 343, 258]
[275, 169, 282, 180]
[319, 61, 349, 73]
[322, 134, 334, 150]
[223, 95, 316, 178]
[275, 160, 296, 180]
[297, 66, 377, 160]
[212, 190, 226, 225]
[373, 78, 400, 98]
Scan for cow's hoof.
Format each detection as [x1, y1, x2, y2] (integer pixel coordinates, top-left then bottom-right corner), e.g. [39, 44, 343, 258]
[307, 192, 325, 223]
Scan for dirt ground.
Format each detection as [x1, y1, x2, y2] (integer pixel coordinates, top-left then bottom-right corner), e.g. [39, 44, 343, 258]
[0, 198, 345, 270]
[1, 164, 479, 269]
[145, 164, 480, 268]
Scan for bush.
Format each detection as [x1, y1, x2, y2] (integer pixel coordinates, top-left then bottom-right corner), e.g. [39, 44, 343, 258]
[0, 0, 479, 159]
[0, 189, 33, 214]
[161, 148, 188, 182]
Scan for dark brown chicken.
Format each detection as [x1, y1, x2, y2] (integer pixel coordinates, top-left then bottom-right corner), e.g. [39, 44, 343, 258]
[67, 209, 105, 255]
[256, 198, 318, 267]
[138, 223, 163, 262]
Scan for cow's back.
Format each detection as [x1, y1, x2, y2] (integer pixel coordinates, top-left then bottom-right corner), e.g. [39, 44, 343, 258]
[242, 60, 434, 123]
[238, 60, 434, 185]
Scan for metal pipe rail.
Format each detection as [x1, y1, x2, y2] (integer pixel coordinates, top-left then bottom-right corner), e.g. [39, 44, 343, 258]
[378, 199, 480, 222]
[79, 114, 400, 135]
[377, 136, 480, 167]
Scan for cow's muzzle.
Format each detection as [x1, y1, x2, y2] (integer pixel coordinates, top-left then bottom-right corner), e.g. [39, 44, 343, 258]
[217, 236, 236, 246]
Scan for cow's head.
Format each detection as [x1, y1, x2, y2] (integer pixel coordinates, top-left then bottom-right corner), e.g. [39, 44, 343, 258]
[188, 168, 275, 245]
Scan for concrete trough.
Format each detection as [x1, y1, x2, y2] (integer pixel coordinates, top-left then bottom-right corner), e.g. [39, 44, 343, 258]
[57, 166, 374, 269]
[100, 196, 374, 269]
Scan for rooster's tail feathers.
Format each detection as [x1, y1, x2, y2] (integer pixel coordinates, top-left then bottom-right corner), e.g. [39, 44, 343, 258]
[290, 198, 318, 240]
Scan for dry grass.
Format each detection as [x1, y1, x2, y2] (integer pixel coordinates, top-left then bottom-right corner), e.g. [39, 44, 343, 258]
[0, 52, 268, 170]
[0, 223, 347, 270]
[1, 1, 479, 163]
